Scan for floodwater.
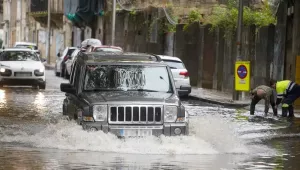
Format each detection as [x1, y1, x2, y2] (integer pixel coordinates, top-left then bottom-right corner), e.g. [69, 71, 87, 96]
[0, 70, 299, 170]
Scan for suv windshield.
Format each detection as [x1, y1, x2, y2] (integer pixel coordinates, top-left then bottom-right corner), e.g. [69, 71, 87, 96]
[84, 65, 172, 93]
[0, 51, 40, 61]
[162, 60, 185, 69]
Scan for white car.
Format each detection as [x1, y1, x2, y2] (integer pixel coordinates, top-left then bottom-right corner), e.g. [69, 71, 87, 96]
[158, 55, 191, 96]
[14, 42, 40, 57]
[0, 48, 46, 89]
[65, 49, 80, 78]
[54, 47, 77, 77]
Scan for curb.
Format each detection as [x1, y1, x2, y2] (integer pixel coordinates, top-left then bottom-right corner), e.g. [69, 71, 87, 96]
[188, 95, 250, 108]
[44, 63, 55, 70]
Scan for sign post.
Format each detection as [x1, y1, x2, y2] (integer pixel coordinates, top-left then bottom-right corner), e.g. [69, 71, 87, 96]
[235, 61, 250, 92]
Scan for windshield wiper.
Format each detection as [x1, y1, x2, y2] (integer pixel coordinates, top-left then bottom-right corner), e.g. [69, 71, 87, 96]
[129, 89, 159, 92]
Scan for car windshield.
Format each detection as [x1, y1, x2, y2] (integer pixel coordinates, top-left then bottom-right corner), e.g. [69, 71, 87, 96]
[15, 45, 38, 50]
[162, 60, 185, 69]
[94, 47, 122, 52]
[84, 65, 172, 93]
[0, 51, 40, 61]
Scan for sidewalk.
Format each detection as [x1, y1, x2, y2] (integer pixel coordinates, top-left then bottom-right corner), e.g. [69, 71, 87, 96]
[189, 87, 251, 108]
[43, 63, 55, 70]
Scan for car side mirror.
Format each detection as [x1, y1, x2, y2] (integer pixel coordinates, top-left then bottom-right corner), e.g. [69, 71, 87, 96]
[41, 58, 47, 62]
[179, 85, 191, 91]
[61, 83, 76, 93]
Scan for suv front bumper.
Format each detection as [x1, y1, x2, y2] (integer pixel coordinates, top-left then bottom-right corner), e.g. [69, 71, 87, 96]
[81, 122, 189, 137]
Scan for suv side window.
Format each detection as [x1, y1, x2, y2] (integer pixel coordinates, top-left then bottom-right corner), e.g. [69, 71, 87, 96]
[70, 61, 77, 86]
[74, 64, 82, 91]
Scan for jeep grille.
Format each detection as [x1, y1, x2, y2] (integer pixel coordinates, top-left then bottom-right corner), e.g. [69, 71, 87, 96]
[108, 105, 163, 124]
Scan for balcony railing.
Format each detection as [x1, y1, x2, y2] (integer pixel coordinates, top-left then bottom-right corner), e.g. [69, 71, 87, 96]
[31, 0, 63, 14]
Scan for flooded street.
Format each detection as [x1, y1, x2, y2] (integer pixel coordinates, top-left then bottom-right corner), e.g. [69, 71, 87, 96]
[0, 70, 300, 170]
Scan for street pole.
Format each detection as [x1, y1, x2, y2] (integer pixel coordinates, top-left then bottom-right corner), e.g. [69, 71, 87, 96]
[111, 0, 116, 45]
[233, 0, 244, 101]
[46, 0, 51, 64]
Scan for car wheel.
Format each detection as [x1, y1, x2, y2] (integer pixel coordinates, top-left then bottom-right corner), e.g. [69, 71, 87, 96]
[64, 68, 70, 79]
[60, 67, 65, 77]
[39, 82, 46, 90]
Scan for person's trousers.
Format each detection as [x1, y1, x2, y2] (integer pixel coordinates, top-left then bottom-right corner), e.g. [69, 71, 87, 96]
[282, 84, 300, 117]
[250, 94, 277, 116]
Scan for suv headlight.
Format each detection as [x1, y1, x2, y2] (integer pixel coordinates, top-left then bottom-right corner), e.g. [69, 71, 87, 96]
[164, 106, 178, 122]
[93, 105, 107, 121]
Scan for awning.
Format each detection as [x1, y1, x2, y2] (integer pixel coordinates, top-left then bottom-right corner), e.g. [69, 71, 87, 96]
[64, 0, 105, 27]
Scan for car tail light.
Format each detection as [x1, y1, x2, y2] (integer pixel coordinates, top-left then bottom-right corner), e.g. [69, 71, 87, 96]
[179, 71, 189, 77]
[63, 55, 69, 61]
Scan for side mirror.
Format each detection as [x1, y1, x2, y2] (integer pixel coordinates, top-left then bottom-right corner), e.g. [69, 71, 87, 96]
[179, 85, 191, 91]
[41, 58, 47, 62]
[61, 83, 76, 93]
[57, 53, 61, 57]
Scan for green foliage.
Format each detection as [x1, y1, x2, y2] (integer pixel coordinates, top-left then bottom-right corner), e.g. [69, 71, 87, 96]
[183, 9, 203, 31]
[206, 0, 276, 36]
[129, 10, 137, 16]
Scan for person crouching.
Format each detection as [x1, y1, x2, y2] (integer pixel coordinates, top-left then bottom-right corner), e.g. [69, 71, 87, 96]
[250, 85, 278, 116]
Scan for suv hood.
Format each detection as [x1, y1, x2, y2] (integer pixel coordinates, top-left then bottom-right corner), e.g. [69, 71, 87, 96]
[80, 91, 179, 104]
[0, 61, 44, 70]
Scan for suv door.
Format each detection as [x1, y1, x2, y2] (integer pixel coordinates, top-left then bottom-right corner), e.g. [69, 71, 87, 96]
[64, 62, 82, 119]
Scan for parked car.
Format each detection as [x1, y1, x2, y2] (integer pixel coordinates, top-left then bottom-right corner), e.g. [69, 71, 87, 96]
[65, 49, 81, 79]
[0, 48, 46, 89]
[54, 47, 77, 77]
[60, 52, 189, 137]
[86, 45, 123, 53]
[14, 42, 40, 56]
[158, 55, 191, 97]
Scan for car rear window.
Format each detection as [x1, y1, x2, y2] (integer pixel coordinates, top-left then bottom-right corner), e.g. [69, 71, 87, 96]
[94, 47, 122, 52]
[67, 49, 76, 56]
[162, 60, 186, 69]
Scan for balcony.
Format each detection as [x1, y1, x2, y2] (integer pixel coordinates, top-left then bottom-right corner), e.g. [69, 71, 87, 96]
[64, 0, 106, 28]
[29, 0, 64, 28]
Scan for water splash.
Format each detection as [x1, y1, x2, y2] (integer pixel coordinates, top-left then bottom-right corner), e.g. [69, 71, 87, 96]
[0, 114, 274, 156]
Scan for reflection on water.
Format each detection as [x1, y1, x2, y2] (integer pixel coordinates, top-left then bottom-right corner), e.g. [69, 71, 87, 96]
[0, 89, 6, 105]
[34, 92, 45, 111]
[0, 144, 253, 170]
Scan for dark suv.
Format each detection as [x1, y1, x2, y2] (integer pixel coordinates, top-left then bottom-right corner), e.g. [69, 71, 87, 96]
[60, 52, 189, 137]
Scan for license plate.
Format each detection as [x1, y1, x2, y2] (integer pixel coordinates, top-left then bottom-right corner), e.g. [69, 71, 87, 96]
[120, 129, 152, 137]
[15, 73, 31, 77]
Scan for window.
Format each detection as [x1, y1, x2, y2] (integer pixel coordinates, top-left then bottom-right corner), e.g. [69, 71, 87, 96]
[162, 60, 186, 69]
[0, 51, 40, 61]
[94, 47, 122, 52]
[70, 62, 78, 86]
[74, 65, 82, 90]
[15, 45, 38, 50]
[83, 65, 172, 93]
